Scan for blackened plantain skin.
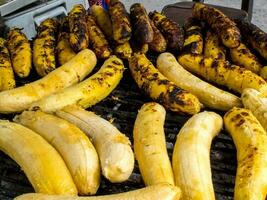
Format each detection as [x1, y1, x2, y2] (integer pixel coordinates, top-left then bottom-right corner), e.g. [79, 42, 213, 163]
[109, 0, 132, 44]
[130, 3, 153, 45]
[149, 11, 184, 51]
[236, 19, 267, 60]
[183, 18, 203, 54]
[148, 19, 167, 53]
[193, 3, 240, 48]
[68, 4, 89, 52]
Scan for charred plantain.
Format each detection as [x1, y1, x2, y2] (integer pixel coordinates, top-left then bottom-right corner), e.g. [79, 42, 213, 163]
[149, 11, 184, 51]
[86, 15, 111, 59]
[183, 18, 203, 54]
[7, 28, 32, 78]
[193, 3, 240, 48]
[130, 3, 153, 45]
[68, 4, 89, 52]
[114, 41, 133, 60]
[109, 0, 132, 44]
[148, 19, 166, 53]
[33, 18, 58, 77]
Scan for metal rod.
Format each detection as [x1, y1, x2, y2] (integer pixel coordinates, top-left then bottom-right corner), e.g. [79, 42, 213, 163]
[242, 0, 253, 21]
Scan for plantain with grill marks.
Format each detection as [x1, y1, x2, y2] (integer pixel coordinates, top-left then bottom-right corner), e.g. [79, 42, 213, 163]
[0, 38, 15, 91]
[183, 18, 203, 54]
[109, 0, 132, 44]
[86, 15, 111, 59]
[114, 41, 133, 60]
[7, 28, 32, 78]
[148, 19, 167, 53]
[193, 3, 241, 48]
[129, 53, 201, 114]
[149, 11, 184, 51]
[33, 18, 58, 77]
[68, 4, 89, 52]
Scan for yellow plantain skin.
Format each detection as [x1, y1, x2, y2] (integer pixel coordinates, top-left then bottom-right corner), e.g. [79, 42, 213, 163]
[15, 184, 181, 200]
[114, 41, 133, 59]
[57, 32, 76, 66]
[109, 0, 132, 44]
[86, 15, 111, 59]
[7, 28, 32, 78]
[178, 54, 267, 95]
[134, 102, 174, 186]
[224, 107, 267, 200]
[173, 111, 222, 200]
[30, 55, 124, 113]
[242, 88, 267, 132]
[90, 5, 113, 40]
[157, 53, 242, 110]
[0, 49, 97, 113]
[204, 30, 226, 60]
[56, 105, 134, 183]
[193, 3, 240, 48]
[129, 53, 201, 114]
[15, 110, 100, 195]
[183, 18, 203, 54]
[69, 4, 89, 52]
[33, 18, 58, 77]
[0, 38, 15, 91]
[230, 43, 262, 74]
[0, 120, 77, 195]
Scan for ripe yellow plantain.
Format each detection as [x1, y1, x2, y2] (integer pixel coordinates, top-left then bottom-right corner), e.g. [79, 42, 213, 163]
[56, 105, 134, 183]
[15, 110, 100, 195]
[14, 183, 181, 200]
[172, 111, 222, 200]
[178, 54, 267, 94]
[0, 120, 77, 195]
[224, 107, 267, 200]
[57, 32, 76, 66]
[7, 28, 32, 78]
[157, 53, 242, 110]
[0, 37, 15, 91]
[0, 49, 97, 114]
[30, 55, 124, 113]
[129, 53, 202, 114]
[134, 102, 174, 186]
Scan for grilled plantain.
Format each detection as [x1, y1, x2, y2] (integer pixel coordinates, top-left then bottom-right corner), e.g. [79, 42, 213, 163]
[114, 41, 133, 59]
[178, 54, 267, 94]
[0, 38, 15, 91]
[33, 18, 58, 77]
[148, 19, 167, 53]
[131, 40, 149, 54]
[193, 3, 241, 48]
[230, 42, 263, 74]
[90, 5, 113, 40]
[129, 53, 201, 114]
[130, 3, 153, 45]
[109, 0, 132, 44]
[149, 11, 184, 51]
[68, 4, 89, 52]
[204, 30, 226, 60]
[86, 15, 111, 59]
[7, 28, 32, 78]
[183, 18, 203, 54]
[236, 19, 267, 60]
[57, 32, 76, 66]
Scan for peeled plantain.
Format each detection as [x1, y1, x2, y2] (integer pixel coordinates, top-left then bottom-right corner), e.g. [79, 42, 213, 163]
[69, 4, 89, 52]
[193, 3, 241, 48]
[86, 15, 111, 59]
[148, 19, 167, 53]
[130, 3, 153, 45]
[183, 18, 203, 54]
[90, 5, 113, 40]
[236, 19, 267, 60]
[114, 41, 133, 59]
[224, 107, 267, 200]
[33, 18, 58, 77]
[178, 54, 267, 95]
[7, 28, 32, 78]
[109, 0, 132, 44]
[149, 11, 184, 51]
[0, 38, 15, 91]
[129, 53, 201, 114]
[204, 30, 226, 60]
[57, 32, 76, 66]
